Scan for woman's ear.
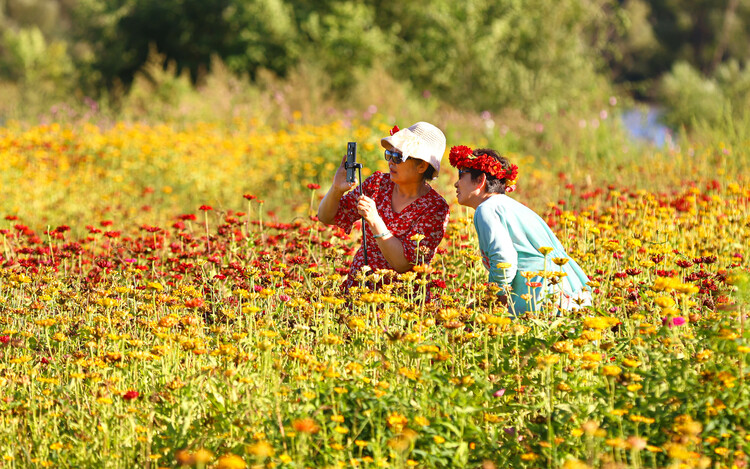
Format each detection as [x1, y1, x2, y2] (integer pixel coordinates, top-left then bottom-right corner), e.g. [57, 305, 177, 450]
[476, 173, 487, 191]
[415, 160, 430, 175]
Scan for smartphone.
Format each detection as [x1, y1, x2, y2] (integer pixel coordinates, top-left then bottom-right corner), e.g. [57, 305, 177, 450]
[346, 142, 357, 183]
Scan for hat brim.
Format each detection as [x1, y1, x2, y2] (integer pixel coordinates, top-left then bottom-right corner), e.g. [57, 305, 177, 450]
[380, 135, 397, 150]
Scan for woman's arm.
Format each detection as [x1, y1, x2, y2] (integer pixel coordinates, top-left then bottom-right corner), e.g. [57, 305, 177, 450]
[375, 235, 412, 273]
[317, 187, 348, 225]
[356, 196, 413, 272]
[317, 156, 356, 225]
[475, 207, 517, 285]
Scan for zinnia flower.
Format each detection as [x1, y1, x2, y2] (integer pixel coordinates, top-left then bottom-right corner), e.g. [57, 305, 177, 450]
[216, 454, 246, 469]
[662, 316, 686, 328]
[292, 418, 319, 434]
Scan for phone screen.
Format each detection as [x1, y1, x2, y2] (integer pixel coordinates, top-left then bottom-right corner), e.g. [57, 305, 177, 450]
[346, 142, 357, 183]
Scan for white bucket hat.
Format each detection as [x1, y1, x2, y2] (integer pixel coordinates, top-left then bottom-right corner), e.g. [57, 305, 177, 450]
[380, 122, 446, 178]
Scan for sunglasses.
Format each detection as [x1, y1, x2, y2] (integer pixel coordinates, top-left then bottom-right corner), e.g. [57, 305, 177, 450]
[384, 149, 407, 164]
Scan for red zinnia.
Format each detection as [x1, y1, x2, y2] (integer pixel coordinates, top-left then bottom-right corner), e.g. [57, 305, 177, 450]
[198, 205, 213, 211]
[448, 145, 473, 167]
[123, 390, 140, 400]
[184, 298, 205, 308]
[449, 145, 519, 191]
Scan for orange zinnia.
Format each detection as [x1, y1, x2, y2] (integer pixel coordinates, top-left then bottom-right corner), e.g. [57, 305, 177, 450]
[292, 418, 319, 434]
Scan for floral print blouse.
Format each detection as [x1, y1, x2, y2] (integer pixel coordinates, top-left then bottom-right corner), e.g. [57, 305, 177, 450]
[334, 171, 449, 289]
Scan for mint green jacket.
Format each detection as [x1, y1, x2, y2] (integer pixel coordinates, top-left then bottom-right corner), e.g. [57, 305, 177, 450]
[474, 194, 590, 315]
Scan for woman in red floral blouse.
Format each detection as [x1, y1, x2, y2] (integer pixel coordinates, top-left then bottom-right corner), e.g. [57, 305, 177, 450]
[317, 122, 450, 289]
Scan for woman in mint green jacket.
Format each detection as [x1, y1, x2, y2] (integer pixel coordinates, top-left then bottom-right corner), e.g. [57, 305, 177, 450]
[449, 146, 591, 316]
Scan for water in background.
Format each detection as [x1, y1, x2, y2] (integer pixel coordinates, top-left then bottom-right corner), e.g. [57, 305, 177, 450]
[621, 105, 675, 149]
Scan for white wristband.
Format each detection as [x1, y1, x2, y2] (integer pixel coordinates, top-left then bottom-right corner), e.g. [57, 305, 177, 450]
[372, 230, 391, 239]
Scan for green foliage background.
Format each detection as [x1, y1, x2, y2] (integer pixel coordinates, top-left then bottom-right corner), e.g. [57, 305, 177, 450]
[0, 0, 750, 134]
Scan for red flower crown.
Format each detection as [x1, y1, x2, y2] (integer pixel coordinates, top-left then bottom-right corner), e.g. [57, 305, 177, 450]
[449, 145, 519, 192]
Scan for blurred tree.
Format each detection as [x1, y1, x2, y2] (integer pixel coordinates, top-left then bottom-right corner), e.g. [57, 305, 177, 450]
[0, 26, 75, 103]
[73, 0, 301, 89]
[299, 1, 391, 91]
[372, 0, 619, 116]
[73, 0, 392, 98]
[661, 58, 750, 129]
[604, 0, 660, 84]
[222, 0, 301, 77]
[79, 0, 216, 86]
[2, 0, 743, 121]
[0, 0, 73, 37]
[637, 0, 750, 77]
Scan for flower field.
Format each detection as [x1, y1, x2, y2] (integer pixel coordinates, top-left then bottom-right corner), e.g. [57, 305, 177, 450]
[0, 120, 749, 469]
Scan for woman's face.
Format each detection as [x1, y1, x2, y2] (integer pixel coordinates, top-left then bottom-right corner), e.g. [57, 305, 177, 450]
[454, 168, 479, 206]
[385, 146, 428, 185]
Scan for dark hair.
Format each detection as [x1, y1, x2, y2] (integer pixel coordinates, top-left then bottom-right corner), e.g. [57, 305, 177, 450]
[466, 148, 512, 194]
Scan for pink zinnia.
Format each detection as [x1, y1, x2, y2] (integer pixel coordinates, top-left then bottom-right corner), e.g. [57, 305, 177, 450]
[662, 316, 686, 328]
